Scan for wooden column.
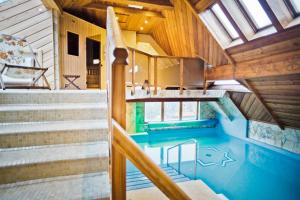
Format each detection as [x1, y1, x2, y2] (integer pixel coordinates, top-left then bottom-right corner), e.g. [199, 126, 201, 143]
[111, 60, 127, 200]
[179, 58, 184, 95]
[131, 49, 135, 95]
[154, 57, 158, 95]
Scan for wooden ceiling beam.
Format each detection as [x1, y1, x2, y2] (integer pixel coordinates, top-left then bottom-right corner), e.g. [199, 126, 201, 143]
[241, 80, 284, 130]
[85, 3, 165, 18]
[41, 0, 62, 13]
[227, 25, 300, 55]
[194, 0, 217, 12]
[95, 0, 174, 10]
[206, 50, 300, 80]
[258, 0, 284, 32]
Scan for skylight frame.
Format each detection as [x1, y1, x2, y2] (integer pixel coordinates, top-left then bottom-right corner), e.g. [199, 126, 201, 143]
[234, 0, 273, 33]
[284, 0, 300, 18]
[209, 3, 240, 41]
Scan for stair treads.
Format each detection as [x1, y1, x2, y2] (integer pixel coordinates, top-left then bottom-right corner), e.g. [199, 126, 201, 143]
[0, 172, 110, 200]
[0, 103, 107, 111]
[0, 142, 108, 167]
[0, 119, 108, 134]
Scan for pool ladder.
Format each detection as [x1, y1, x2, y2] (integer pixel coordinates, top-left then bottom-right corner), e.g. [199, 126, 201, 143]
[166, 139, 198, 179]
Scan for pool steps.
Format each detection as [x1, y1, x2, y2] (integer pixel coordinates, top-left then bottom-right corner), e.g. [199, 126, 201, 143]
[126, 166, 191, 191]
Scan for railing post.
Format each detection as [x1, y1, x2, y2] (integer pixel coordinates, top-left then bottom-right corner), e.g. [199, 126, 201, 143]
[154, 57, 158, 95]
[179, 58, 184, 95]
[106, 6, 128, 200]
[147, 56, 151, 84]
[131, 49, 135, 95]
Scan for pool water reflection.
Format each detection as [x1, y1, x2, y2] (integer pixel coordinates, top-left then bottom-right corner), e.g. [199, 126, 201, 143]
[127, 129, 300, 200]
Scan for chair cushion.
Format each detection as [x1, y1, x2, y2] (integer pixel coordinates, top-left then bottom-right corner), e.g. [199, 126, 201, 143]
[2, 74, 33, 86]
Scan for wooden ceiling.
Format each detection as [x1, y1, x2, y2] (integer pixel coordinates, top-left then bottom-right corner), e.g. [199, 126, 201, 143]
[151, 0, 228, 66]
[56, 0, 173, 33]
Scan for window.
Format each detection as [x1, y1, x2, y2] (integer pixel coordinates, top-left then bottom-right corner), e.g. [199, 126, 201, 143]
[164, 102, 180, 121]
[145, 101, 199, 122]
[285, 0, 300, 18]
[182, 102, 198, 120]
[235, 0, 272, 31]
[145, 102, 161, 122]
[211, 4, 239, 40]
[67, 32, 79, 56]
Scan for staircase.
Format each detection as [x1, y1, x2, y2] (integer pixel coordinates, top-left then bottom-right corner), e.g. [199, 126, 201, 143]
[0, 90, 110, 200]
[127, 166, 190, 191]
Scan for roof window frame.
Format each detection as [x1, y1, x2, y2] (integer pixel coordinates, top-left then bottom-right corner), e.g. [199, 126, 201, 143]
[284, 0, 300, 19]
[209, 3, 240, 42]
[234, 0, 273, 33]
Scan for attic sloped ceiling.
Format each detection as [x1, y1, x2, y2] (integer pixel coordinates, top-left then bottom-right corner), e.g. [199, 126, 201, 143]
[151, 0, 229, 66]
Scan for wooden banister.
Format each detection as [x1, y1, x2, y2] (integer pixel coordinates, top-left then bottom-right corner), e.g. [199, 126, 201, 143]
[179, 58, 184, 94]
[112, 120, 191, 200]
[106, 6, 191, 200]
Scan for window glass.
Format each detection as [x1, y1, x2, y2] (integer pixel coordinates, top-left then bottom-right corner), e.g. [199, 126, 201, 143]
[239, 0, 272, 28]
[212, 4, 239, 39]
[164, 102, 180, 121]
[290, 0, 300, 13]
[145, 102, 161, 122]
[182, 102, 198, 120]
[67, 32, 79, 56]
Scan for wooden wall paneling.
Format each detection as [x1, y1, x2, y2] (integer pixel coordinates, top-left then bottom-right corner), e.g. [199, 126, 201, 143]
[243, 80, 284, 130]
[151, 0, 228, 66]
[60, 12, 106, 89]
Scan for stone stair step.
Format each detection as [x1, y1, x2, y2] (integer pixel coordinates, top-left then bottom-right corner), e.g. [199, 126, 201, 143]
[0, 142, 108, 184]
[0, 90, 107, 104]
[0, 103, 107, 123]
[0, 120, 108, 148]
[0, 172, 110, 200]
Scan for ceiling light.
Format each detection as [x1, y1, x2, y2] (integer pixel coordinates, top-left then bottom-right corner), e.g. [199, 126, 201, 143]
[144, 20, 148, 24]
[140, 27, 144, 30]
[128, 4, 143, 9]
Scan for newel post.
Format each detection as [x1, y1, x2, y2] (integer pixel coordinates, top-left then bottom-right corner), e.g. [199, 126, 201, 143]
[106, 6, 129, 200]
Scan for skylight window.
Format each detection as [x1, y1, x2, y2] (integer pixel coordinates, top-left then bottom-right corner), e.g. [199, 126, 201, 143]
[285, 0, 300, 18]
[290, 0, 300, 12]
[236, 0, 272, 31]
[211, 4, 239, 40]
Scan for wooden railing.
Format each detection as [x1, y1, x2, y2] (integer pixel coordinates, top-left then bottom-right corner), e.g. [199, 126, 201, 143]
[106, 7, 191, 200]
[127, 47, 206, 95]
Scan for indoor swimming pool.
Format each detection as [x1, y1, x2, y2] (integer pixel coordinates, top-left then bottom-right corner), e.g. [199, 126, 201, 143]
[127, 128, 300, 200]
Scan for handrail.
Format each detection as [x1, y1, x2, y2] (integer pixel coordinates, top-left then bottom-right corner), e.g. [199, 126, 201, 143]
[112, 120, 191, 200]
[127, 46, 205, 95]
[127, 46, 202, 60]
[106, 6, 191, 200]
[167, 139, 198, 179]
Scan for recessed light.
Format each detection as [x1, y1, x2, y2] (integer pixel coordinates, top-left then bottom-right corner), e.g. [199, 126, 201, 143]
[140, 27, 144, 30]
[38, 8, 44, 12]
[128, 4, 143, 9]
[144, 20, 148, 24]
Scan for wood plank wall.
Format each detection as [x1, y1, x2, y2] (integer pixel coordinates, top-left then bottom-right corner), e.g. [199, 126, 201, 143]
[0, 0, 59, 89]
[151, 0, 228, 66]
[60, 12, 106, 89]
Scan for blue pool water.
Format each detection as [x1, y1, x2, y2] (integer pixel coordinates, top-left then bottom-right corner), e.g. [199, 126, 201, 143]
[127, 128, 300, 200]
